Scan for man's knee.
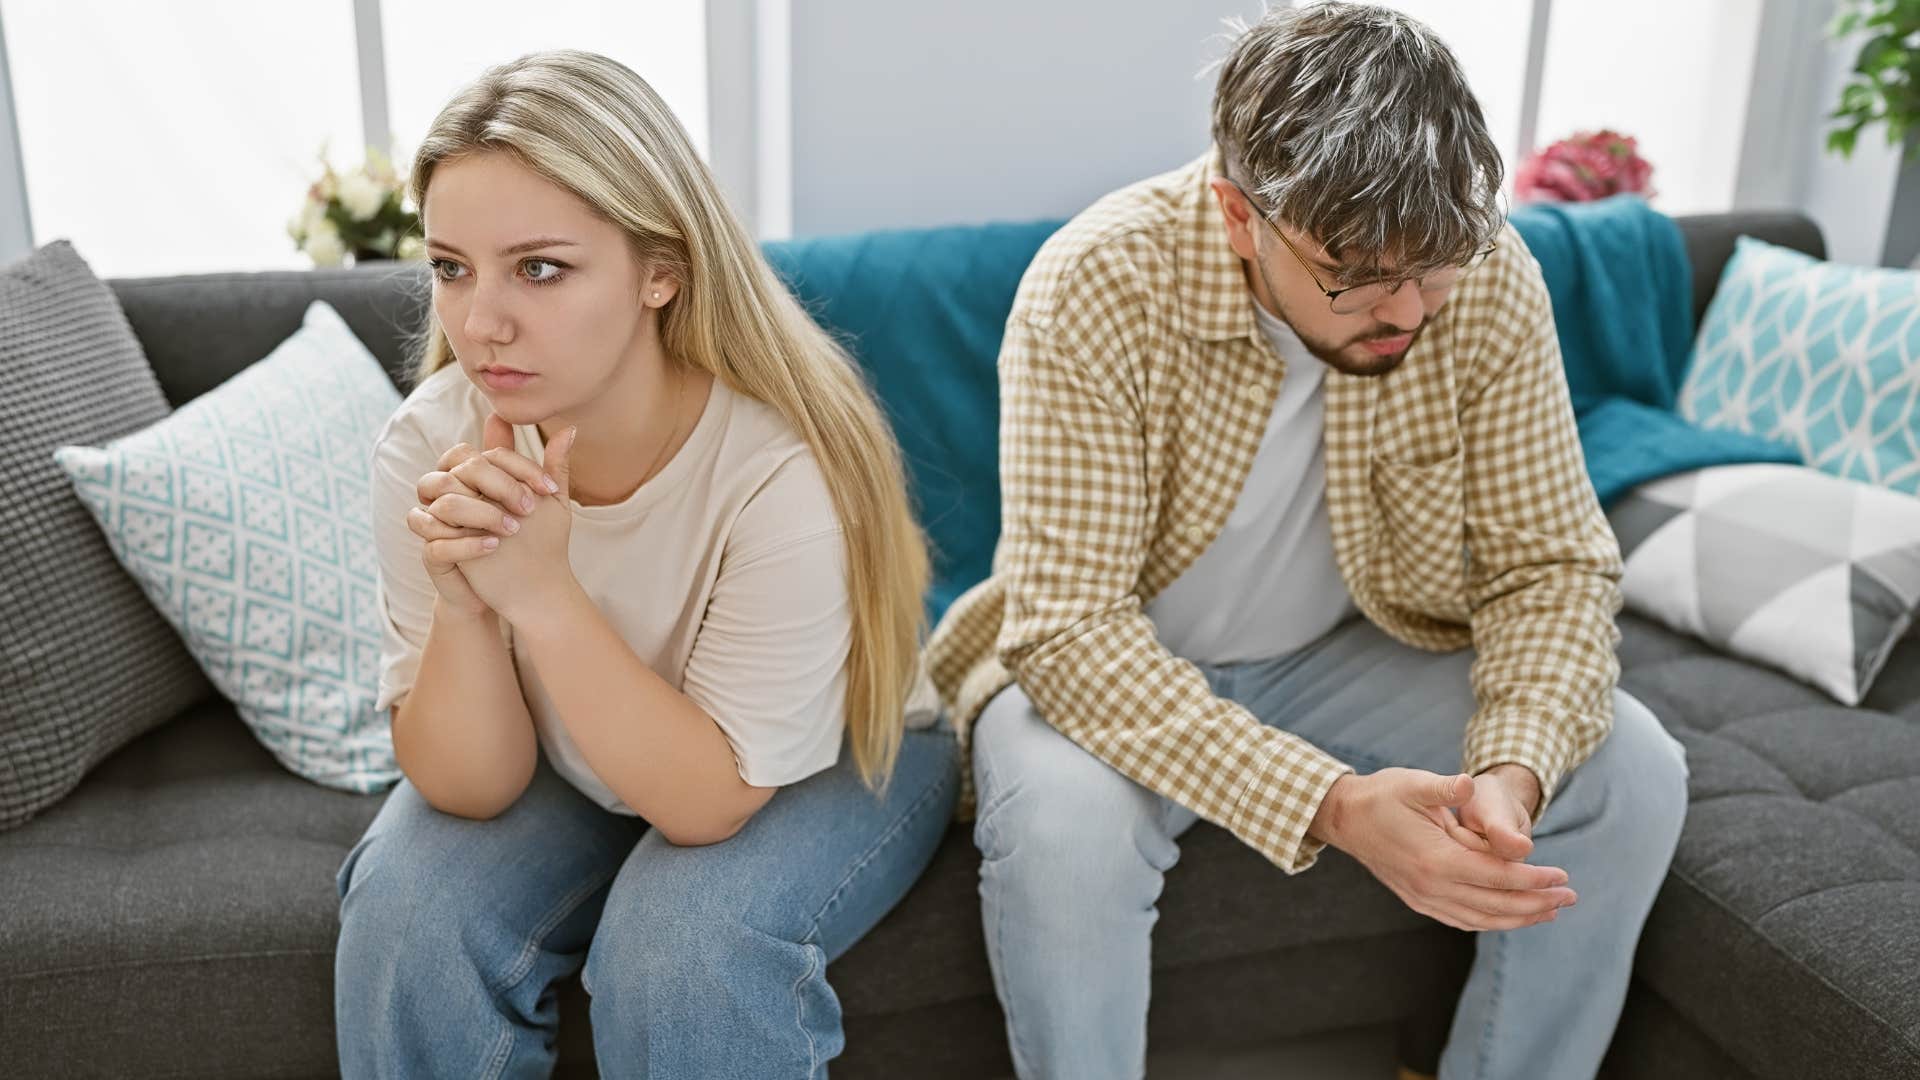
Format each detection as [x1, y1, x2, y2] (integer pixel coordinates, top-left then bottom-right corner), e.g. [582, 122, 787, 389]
[971, 684, 1179, 894]
[1574, 690, 1691, 865]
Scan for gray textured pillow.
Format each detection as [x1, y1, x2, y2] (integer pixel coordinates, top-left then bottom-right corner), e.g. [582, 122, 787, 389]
[0, 241, 212, 830]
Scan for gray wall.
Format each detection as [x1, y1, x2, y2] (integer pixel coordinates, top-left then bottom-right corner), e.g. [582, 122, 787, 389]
[1733, 0, 1905, 268]
[789, 0, 1264, 237]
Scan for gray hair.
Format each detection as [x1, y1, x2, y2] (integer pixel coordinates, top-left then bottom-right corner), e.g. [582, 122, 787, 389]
[1210, 2, 1505, 280]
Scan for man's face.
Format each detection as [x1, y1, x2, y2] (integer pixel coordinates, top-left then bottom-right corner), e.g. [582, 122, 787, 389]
[1209, 177, 1456, 377]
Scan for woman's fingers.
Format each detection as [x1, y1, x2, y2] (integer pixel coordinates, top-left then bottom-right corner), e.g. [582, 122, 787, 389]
[424, 492, 522, 536]
[430, 442, 551, 515]
[415, 468, 478, 509]
[424, 535, 500, 567]
[406, 506, 494, 542]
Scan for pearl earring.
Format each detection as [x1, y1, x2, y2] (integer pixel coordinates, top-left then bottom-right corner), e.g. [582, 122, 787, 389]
[651, 291, 662, 302]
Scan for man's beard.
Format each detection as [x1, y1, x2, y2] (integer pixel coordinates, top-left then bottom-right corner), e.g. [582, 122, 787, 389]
[1295, 321, 1423, 378]
[1248, 251, 1421, 377]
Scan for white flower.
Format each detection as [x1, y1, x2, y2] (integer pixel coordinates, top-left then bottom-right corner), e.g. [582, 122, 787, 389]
[304, 221, 346, 267]
[300, 198, 329, 235]
[396, 235, 425, 261]
[337, 171, 386, 221]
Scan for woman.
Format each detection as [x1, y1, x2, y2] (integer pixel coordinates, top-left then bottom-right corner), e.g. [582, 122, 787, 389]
[333, 49, 955, 1078]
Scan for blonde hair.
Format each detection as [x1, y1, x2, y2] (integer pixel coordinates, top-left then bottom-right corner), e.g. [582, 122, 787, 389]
[407, 50, 928, 786]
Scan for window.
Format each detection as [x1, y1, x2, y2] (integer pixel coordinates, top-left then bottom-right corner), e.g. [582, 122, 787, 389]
[1366, 0, 1538, 173]
[4, 0, 363, 276]
[2, 0, 709, 277]
[1534, 0, 1762, 215]
[1371, 0, 1764, 215]
[380, 1, 709, 165]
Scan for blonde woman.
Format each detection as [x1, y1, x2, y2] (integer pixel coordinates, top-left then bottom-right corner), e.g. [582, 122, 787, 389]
[332, 51, 956, 1078]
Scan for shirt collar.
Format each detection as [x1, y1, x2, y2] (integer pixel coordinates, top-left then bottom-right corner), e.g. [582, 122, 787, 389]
[1173, 145, 1262, 344]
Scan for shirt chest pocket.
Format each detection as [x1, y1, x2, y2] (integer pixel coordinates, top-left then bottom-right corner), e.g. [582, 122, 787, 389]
[1368, 445, 1470, 621]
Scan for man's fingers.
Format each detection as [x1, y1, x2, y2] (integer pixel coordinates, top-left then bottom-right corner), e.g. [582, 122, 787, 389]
[1440, 810, 1496, 853]
[1415, 772, 1474, 809]
[1441, 880, 1576, 919]
[1433, 902, 1561, 933]
[1449, 847, 1570, 892]
[1486, 826, 1534, 860]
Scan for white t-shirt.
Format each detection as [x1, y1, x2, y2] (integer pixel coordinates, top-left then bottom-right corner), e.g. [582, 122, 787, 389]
[1144, 301, 1357, 665]
[369, 363, 857, 809]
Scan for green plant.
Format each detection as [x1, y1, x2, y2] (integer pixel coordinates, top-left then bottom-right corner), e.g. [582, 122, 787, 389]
[1828, 0, 1920, 159]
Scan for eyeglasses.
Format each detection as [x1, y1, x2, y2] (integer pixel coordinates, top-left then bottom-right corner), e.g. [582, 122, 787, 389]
[1224, 179, 1496, 315]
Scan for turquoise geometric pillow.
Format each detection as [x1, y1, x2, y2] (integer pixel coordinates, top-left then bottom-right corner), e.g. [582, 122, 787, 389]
[1681, 236, 1920, 494]
[52, 301, 402, 793]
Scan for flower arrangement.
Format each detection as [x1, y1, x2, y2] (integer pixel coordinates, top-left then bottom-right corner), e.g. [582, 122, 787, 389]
[286, 147, 423, 267]
[1513, 129, 1656, 203]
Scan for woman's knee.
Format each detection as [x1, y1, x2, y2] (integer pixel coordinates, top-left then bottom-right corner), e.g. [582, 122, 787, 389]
[582, 861, 832, 1068]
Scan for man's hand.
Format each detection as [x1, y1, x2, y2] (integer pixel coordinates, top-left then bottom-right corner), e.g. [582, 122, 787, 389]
[1310, 768, 1575, 932]
[1459, 763, 1541, 862]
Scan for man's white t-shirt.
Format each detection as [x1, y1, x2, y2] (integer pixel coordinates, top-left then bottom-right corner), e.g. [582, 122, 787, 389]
[1145, 301, 1357, 664]
[369, 363, 859, 810]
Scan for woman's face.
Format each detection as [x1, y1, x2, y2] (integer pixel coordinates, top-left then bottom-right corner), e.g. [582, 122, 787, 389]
[422, 151, 674, 425]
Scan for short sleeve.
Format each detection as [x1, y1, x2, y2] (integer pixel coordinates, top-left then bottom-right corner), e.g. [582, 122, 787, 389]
[368, 421, 442, 714]
[679, 454, 852, 788]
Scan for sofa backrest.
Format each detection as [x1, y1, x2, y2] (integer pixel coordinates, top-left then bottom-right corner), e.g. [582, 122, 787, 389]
[106, 209, 1827, 621]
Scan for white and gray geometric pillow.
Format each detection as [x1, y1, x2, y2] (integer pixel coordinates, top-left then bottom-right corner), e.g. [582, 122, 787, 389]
[1610, 463, 1920, 705]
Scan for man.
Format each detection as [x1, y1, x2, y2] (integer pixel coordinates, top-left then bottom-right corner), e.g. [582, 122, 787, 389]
[923, 4, 1691, 1078]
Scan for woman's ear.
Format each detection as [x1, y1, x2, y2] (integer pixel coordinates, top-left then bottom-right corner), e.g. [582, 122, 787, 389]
[643, 267, 680, 309]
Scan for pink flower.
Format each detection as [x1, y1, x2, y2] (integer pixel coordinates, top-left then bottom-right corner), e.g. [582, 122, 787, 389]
[1515, 130, 1656, 203]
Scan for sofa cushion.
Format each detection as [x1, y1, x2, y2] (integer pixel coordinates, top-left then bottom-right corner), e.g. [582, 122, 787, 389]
[1618, 616, 1920, 1079]
[0, 241, 213, 832]
[0, 702, 1468, 1080]
[0, 699, 379, 1078]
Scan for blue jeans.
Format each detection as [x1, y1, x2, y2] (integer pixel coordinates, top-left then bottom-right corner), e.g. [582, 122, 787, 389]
[333, 727, 958, 1079]
[972, 616, 1690, 1080]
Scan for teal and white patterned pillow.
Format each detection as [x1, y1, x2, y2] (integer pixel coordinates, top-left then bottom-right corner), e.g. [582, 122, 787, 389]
[1680, 235, 1920, 495]
[53, 300, 402, 793]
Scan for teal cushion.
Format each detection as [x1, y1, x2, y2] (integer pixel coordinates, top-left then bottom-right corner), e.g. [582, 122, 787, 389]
[1681, 236, 1920, 495]
[52, 301, 402, 793]
[765, 221, 1062, 621]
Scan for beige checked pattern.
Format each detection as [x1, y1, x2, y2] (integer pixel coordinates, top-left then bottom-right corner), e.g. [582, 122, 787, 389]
[924, 148, 1624, 873]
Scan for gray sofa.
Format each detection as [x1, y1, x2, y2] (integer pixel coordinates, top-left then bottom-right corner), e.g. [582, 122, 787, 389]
[2, 212, 1916, 1079]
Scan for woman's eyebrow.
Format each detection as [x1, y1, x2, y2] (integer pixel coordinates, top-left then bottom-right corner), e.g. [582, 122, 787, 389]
[425, 237, 581, 257]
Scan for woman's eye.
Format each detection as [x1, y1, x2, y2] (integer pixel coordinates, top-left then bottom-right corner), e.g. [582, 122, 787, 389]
[523, 259, 566, 285]
[430, 258, 466, 282]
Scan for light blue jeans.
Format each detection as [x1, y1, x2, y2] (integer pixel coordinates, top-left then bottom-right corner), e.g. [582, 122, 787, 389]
[333, 727, 958, 1079]
[973, 616, 1689, 1080]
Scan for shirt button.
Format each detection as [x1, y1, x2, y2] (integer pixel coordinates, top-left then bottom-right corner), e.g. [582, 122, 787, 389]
[1184, 523, 1208, 542]
[1242, 383, 1266, 403]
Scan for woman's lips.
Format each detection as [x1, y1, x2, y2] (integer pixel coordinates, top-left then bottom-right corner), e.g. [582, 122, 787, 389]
[480, 368, 536, 390]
